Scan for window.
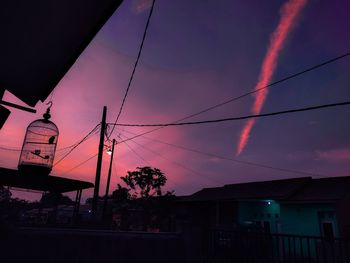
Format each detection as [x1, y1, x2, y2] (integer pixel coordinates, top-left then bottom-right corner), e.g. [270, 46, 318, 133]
[322, 222, 334, 240]
[318, 211, 336, 240]
[263, 221, 271, 233]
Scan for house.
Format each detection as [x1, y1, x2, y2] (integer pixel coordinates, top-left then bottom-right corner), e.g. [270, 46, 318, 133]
[184, 176, 350, 238]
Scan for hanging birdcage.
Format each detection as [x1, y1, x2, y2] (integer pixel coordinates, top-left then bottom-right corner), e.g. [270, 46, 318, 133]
[18, 104, 58, 176]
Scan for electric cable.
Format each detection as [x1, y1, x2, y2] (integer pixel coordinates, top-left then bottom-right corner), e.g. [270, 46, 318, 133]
[0, 125, 100, 154]
[112, 100, 350, 128]
[60, 144, 110, 176]
[116, 127, 330, 179]
[117, 133, 224, 186]
[60, 153, 99, 176]
[0, 146, 21, 152]
[108, 52, 350, 141]
[107, 0, 156, 139]
[115, 135, 180, 189]
[117, 135, 149, 165]
[56, 126, 100, 152]
[53, 124, 100, 167]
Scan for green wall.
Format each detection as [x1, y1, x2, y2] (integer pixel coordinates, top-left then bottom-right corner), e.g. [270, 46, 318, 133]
[238, 200, 280, 233]
[236, 201, 339, 237]
[280, 203, 339, 237]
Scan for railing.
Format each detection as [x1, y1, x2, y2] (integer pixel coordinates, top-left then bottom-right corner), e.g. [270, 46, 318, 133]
[205, 229, 350, 263]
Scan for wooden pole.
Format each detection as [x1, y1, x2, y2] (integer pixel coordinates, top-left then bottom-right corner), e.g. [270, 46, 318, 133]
[103, 138, 116, 220]
[91, 106, 107, 220]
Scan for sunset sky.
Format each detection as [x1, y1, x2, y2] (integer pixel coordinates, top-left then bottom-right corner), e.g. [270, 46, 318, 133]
[1, 0, 350, 202]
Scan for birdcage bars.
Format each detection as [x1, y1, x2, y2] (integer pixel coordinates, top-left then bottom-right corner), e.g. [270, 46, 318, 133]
[18, 107, 59, 176]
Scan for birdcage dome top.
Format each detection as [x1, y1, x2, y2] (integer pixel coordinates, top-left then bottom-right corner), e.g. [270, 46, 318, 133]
[27, 118, 59, 133]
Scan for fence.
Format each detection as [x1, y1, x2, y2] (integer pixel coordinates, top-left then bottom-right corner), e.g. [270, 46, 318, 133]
[205, 229, 350, 263]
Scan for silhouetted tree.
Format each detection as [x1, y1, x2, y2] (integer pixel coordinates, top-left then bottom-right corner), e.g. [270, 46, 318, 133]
[85, 196, 103, 204]
[109, 167, 176, 231]
[0, 188, 30, 226]
[0, 186, 11, 202]
[121, 167, 167, 198]
[40, 192, 73, 207]
[112, 184, 130, 201]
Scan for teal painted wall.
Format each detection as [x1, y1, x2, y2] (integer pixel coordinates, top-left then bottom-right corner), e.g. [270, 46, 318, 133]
[238, 200, 280, 233]
[236, 201, 339, 237]
[280, 203, 339, 237]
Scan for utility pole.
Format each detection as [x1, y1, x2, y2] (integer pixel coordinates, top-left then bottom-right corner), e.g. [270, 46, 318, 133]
[102, 138, 116, 220]
[91, 106, 107, 220]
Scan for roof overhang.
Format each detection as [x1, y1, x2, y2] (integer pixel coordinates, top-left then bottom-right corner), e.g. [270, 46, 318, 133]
[0, 167, 93, 193]
[0, 0, 123, 107]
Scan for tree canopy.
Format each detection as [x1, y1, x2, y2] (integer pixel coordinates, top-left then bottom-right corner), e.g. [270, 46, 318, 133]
[121, 166, 167, 198]
[112, 184, 130, 201]
[40, 192, 73, 207]
[0, 186, 11, 202]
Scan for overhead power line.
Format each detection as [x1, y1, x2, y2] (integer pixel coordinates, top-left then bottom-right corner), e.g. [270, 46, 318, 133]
[60, 153, 99, 176]
[108, 0, 156, 139]
[53, 124, 100, 167]
[184, 52, 349, 119]
[57, 126, 100, 152]
[60, 145, 109, 176]
[109, 52, 350, 141]
[114, 136, 181, 189]
[116, 127, 330, 179]
[0, 146, 21, 152]
[111, 100, 350, 128]
[117, 134, 149, 165]
[0, 125, 100, 154]
[117, 133, 224, 185]
[60, 98, 348, 179]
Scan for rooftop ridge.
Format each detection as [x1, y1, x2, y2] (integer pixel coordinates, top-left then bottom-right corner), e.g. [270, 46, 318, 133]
[223, 176, 311, 188]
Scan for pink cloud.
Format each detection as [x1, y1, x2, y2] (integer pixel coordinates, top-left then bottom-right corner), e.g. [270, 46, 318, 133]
[236, 0, 307, 155]
[132, 0, 153, 14]
[0, 36, 252, 200]
[317, 148, 350, 161]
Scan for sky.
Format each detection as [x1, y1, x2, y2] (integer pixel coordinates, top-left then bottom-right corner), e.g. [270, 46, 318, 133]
[1, 0, 350, 202]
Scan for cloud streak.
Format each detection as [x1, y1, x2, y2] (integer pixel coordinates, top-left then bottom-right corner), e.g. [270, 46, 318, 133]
[236, 0, 307, 155]
[317, 148, 350, 161]
[132, 0, 153, 14]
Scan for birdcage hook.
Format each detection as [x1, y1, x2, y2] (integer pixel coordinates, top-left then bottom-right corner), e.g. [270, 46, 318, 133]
[43, 101, 53, 121]
[46, 101, 53, 109]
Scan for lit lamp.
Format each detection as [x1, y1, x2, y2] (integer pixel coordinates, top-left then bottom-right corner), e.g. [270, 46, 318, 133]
[106, 148, 112, 155]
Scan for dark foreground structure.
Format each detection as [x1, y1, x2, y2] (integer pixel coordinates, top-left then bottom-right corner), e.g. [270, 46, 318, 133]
[3, 228, 184, 263]
[3, 176, 350, 263]
[2, 224, 350, 263]
[0, 167, 93, 222]
[1, 0, 124, 126]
